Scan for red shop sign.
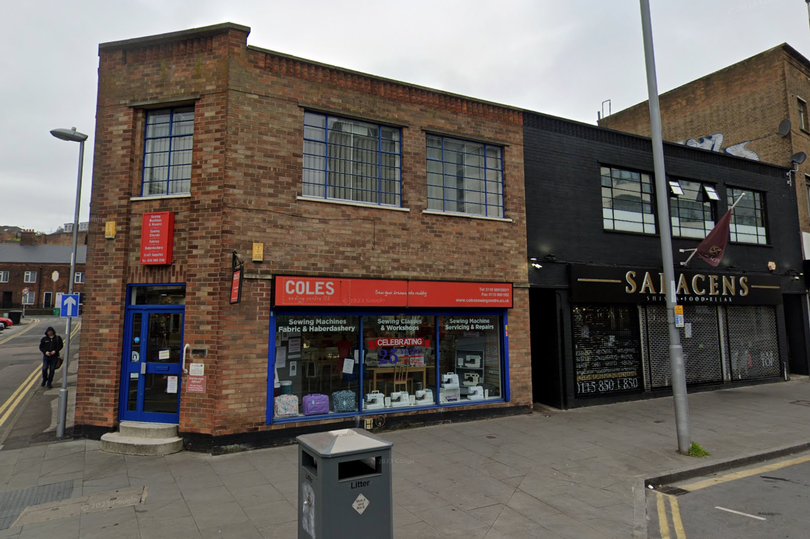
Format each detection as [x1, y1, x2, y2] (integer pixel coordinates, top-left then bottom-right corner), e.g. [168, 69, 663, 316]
[275, 276, 512, 308]
[140, 212, 174, 265]
[230, 268, 243, 304]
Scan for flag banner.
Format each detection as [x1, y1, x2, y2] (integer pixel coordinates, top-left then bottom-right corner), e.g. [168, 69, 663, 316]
[695, 208, 733, 266]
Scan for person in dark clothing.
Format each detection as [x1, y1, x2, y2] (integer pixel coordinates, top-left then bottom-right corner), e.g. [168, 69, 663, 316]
[39, 326, 63, 389]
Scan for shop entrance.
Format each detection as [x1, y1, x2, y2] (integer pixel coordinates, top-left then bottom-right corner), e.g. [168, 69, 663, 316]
[120, 285, 186, 423]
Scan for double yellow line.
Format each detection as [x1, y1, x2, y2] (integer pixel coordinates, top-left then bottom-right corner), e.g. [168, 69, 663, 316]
[656, 491, 686, 539]
[0, 320, 82, 430]
[0, 318, 41, 345]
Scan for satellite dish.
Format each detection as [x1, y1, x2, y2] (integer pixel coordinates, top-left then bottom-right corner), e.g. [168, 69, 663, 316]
[791, 151, 807, 165]
[778, 119, 792, 137]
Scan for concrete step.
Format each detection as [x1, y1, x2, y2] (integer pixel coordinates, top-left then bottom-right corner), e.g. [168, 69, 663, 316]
[118, 421, 178, 439]
[100, 432, 183, 456]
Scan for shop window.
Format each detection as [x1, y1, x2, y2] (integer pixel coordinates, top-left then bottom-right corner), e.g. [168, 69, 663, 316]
[274, 315, 361, 417]
[22, 291, 35, 305]
[0, 271, 8, 283]
[727, 188, 767, 244]
[572, 305, 643, 397]
[362, 315, 436, 406]
[142, 106, 194, 196]
[426, 134, 504, 218]
[302, 112, 401, 207]
[438, 315, 502, 401]
[601, 167, 656, 234]
[23, 271, 37, 283]
[74, 272, 85, 284]
[669, 179, 716, 239]
[799, 98, 808, 132]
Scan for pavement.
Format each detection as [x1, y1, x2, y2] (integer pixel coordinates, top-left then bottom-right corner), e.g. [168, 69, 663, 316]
[0, 377, 808, 539]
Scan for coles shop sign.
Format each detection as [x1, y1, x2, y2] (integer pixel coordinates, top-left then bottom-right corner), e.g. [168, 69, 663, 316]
[140, 212, 174, 265]
[275, 276, 513, 308]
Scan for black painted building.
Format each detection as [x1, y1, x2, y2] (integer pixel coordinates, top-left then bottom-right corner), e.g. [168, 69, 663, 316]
[524, 112, 810, 409]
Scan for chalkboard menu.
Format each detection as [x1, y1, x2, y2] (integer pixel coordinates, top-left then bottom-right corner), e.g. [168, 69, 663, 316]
[572, 305, 643, 397]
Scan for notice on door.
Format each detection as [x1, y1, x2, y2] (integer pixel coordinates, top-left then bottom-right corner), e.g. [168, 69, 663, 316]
[166, 376, 178, 394]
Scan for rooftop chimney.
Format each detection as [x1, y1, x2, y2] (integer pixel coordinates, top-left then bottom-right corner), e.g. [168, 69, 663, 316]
[19, 229, 37, 246]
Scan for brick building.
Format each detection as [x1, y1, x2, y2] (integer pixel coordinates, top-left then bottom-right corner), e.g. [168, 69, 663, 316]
[525, 113, 809, 407]
[0, 240, 87, 311]
[599, 44, 810, 257]
[78, 23, 530, 451]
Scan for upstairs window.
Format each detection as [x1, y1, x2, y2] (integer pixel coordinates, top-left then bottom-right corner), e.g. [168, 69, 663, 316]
[142, 107, 194, 196]
[728, 188, 767, 244]
[74, 272, 85, 284]
[426, 135, 504, 218]
[601, 167, 655, 234]
[302, 112, 401, 207]
[799, 98, 808, 132]
[669, 180, 717, 239]
[23, 271, 37, 283]
[0, 271, 8, 283]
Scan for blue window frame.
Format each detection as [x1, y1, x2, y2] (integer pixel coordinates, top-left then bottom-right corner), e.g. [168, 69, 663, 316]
[302, 112, 402, 206]
[426, 134, 504, 218]
[266, 309, 510, 424]
[142, 107, 194, 196]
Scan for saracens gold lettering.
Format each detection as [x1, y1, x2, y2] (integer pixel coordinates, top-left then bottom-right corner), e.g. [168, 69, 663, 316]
[625, 271, 637, 294]
[692, 275, 706, 296]
[640, 272, 656, 294]
[622, 271, 756, 299]
[676, 273, 690, 295]
[740, 276, 750, 296]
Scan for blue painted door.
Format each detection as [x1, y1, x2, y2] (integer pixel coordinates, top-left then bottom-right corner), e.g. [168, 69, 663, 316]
[121, 309, 184, 423]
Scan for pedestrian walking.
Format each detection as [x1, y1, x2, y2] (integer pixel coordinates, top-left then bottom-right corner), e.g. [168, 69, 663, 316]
[39, 326, 63, 389]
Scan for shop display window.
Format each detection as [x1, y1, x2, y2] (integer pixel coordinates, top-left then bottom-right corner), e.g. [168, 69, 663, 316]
[438, 315, 502, 402]
[362, 315, 436, 408]
[273, 315, 361, 418]
[271, 312, 506, 420]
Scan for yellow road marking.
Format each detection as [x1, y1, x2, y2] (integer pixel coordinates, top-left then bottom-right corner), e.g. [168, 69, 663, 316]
[656, 492, 671, 539]
[70, 321, 81, 339]
[668, 494, 687, 539]
[0, 366, 41, 428]
[680, 453, 810, 492]
[0, 318, 41, 345]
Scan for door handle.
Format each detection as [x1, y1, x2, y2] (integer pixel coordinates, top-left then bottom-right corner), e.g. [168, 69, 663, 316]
[154, 365, 169, 372]
[183, 344, 190, 374]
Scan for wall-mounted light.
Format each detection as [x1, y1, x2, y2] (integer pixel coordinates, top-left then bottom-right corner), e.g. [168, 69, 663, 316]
[767, 261, 777, 272]
[529, 257, 542, 269]
[544, 253, 557, 263]
[785, 269, 803, 281]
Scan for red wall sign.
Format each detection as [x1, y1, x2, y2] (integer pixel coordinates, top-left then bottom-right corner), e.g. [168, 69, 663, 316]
[140, 212, 174, 265]
[186, 375, 206, 393]
[230, 268, 243, 304]
[275, 276, 512, 308]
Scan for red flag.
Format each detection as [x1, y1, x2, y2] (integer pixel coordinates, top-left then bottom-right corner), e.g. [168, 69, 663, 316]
[695, 208, 733, 266]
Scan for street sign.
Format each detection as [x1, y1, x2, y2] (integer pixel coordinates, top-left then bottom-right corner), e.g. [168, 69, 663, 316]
[22, 287, 29, 295]
[60, 294, 80, 318]
[674, 305, 685, 328]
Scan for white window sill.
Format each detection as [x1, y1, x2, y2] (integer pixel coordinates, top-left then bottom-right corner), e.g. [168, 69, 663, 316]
[296, 196, 410, 212]
[422, 209, 512, 222]
[130, 194, 192, 202]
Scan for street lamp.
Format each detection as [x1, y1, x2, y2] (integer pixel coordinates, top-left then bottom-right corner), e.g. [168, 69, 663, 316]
[50, 127, 88, 439]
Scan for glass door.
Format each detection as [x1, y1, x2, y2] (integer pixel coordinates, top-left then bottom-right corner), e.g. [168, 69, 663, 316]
[121, 309, 184, 423]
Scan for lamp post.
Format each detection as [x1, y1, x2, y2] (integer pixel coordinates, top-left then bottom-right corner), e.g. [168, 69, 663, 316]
[50, 127, 88, 439]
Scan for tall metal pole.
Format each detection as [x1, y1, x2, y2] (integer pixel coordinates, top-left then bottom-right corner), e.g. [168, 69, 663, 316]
[639, 0, 691, 454]
[57, 139, 84, 438]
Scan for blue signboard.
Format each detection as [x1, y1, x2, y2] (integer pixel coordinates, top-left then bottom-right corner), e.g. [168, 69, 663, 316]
[60, 294, 80, 318]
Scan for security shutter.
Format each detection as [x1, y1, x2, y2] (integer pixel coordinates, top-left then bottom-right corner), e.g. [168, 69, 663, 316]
[725, 306, 780, 380]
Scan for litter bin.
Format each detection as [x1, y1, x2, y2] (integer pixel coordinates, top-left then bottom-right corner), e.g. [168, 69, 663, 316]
[53, 308, 60, 316]
[297, 428, 393, 539]
[7, 311, 22, 325]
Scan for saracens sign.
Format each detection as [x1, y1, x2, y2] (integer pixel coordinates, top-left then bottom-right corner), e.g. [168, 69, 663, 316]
[570, 264, 782, 305]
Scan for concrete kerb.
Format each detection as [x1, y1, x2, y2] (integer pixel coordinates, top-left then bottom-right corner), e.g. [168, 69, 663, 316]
[632, 440, 810, 538]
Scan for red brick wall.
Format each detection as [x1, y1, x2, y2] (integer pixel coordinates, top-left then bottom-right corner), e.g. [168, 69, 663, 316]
[79, 23, 531, 437]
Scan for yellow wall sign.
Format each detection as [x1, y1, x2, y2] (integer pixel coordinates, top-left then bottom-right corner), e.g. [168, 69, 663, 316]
[252, 242, 264, 262]
[674, 305, 684, 315]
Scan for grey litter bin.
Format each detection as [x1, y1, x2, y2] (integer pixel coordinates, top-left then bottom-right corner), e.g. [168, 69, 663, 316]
[297, 428, 393, 539]
[7, 311, 22, 325]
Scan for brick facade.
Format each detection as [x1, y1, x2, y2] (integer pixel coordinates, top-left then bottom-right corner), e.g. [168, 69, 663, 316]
[78, 23, 530, 447]
[599, 44, 810, 237]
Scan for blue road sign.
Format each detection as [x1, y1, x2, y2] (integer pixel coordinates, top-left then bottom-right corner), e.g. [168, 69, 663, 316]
[60, 294, 80, 318]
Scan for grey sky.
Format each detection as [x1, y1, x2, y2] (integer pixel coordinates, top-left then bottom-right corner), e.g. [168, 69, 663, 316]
[2, 0, 808, 232]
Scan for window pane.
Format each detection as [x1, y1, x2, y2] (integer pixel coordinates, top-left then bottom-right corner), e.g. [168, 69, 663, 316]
[143, 107, 194, 196]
